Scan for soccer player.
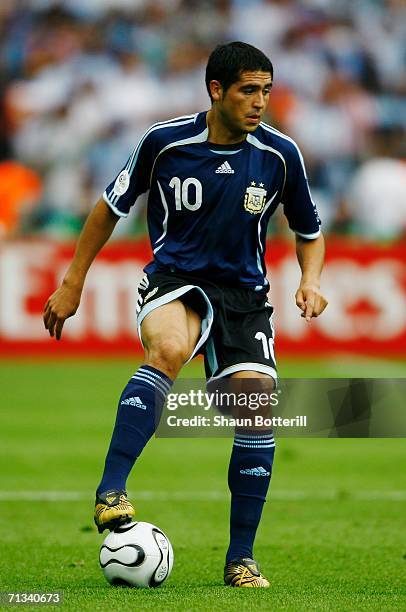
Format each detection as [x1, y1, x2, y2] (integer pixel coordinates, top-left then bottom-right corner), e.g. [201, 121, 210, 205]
[43, 42, 327, 588]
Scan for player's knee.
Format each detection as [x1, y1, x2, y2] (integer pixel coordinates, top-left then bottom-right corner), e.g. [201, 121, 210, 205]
[145, 336, 190, 378]
[231, 372, 275, 390]
[229, 373, 276, 425]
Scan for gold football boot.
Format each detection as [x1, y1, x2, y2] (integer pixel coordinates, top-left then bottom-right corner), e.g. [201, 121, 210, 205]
[94, 490, 135, 533]
[224, 557, 270, 588]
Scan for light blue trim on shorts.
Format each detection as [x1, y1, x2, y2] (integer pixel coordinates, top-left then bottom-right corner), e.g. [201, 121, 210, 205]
[208, 362, 278, 386]
[205, 337, 219, 377]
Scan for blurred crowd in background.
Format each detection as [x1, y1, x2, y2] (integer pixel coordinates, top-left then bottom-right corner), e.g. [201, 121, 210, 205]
[0, 0, 405, 241]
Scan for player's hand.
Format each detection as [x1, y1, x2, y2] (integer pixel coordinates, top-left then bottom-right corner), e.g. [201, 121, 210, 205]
[295, 282, 328, 322]
[43, 283, 82, 340]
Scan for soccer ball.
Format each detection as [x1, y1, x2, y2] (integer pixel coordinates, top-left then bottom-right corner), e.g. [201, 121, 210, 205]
[99, 521, 174, 588]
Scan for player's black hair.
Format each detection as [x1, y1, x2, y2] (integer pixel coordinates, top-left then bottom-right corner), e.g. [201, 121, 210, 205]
[205, 41, 274, 102]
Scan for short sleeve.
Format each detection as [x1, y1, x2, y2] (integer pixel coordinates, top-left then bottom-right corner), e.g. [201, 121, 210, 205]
[282, 144, 321, 239]
[103, 130, 155, 217]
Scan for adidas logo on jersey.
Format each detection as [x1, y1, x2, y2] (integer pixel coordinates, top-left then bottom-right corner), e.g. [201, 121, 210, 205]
[121, 396, 147, 410]
[240, 466, 270, 477]
[215, 161, 234, 174]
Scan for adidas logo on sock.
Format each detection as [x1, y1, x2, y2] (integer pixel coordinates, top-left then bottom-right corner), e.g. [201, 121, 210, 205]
[215, 161, 234, 174]
[240, 466, 270, 477]
[121, 396, 146, 409]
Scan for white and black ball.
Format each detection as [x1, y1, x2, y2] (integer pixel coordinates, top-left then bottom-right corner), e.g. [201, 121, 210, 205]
[99, 521, 174, 588]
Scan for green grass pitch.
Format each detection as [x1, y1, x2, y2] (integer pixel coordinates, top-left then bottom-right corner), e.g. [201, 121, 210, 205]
[1, 357, 405, 610]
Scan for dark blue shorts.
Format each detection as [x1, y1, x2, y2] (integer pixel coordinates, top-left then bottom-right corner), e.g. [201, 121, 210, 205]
[137, 270, 277, 383]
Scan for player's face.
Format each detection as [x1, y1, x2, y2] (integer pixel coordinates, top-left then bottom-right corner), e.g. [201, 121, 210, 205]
[216, 71, 272, 137]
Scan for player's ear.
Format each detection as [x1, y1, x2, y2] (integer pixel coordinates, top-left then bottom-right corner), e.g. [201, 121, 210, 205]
[209, 80, 223, 102]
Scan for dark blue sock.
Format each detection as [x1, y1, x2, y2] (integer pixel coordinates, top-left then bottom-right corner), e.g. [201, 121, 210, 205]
[226, 431, 275, 562]
[96, 365, 173, 495]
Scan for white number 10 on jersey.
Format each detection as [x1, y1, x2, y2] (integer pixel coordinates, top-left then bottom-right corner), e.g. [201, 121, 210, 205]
[169, 177, 202, 211]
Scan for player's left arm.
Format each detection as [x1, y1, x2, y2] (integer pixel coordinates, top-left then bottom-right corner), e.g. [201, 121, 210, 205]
[295, 233, 328, 321]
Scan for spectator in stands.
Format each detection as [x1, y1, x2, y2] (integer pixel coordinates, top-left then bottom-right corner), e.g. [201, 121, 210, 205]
[345, 127, 406, 240]
[0, 0, 404, 239]
[0, 160, 42, 238]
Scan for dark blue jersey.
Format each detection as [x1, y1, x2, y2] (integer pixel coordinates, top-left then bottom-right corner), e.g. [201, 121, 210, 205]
[103, 111, 321, 289]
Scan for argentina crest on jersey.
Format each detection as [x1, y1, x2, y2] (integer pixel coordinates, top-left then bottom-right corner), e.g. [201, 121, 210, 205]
[244, 181, 267, 214]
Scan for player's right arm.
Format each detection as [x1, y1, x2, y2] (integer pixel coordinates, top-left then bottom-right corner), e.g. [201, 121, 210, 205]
[44, 125, 157, 340]
[43, 198, 119, 340]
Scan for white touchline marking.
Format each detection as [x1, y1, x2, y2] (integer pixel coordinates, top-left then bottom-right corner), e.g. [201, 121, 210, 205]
[0, 490, 405, 501]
